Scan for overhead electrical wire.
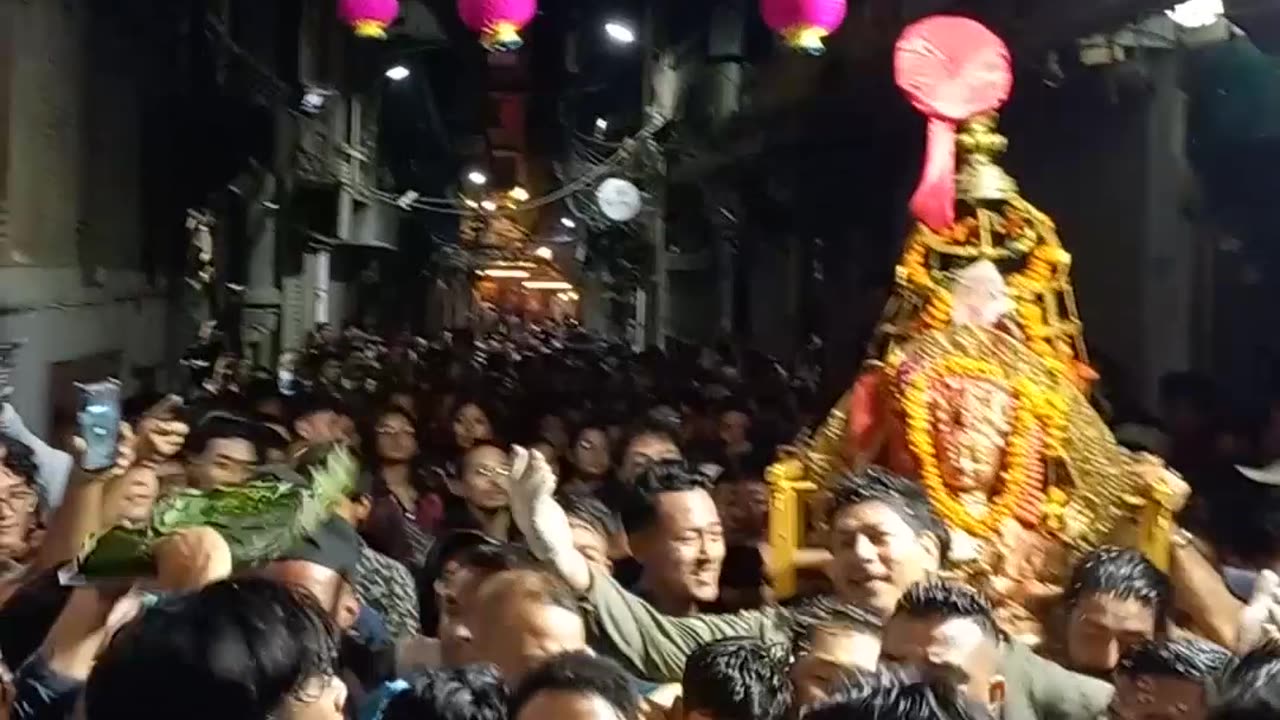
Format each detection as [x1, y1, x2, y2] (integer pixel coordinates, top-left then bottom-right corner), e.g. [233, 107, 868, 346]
[205, 11, 662, 219]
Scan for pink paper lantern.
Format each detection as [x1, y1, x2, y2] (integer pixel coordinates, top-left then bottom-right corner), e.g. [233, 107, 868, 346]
[760, 0, 847, 55]
[338, 0, 400, 40]
[458, 0, 538, 52]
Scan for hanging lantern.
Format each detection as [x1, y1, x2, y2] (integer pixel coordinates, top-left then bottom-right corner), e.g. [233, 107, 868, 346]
[458, 0, 538, 52]
[338, 0, 400, 40]
[760, 0, 847, 55]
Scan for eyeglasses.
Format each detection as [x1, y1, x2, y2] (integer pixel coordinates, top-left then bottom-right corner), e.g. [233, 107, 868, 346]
[376, 426, 415, 437]
[0, 489, 38, 514]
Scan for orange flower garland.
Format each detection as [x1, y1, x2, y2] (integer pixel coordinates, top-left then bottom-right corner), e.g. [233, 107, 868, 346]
[900, 355, 1067, 538]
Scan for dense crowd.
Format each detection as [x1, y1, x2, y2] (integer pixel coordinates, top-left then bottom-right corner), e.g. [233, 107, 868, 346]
[0, 321, 1277, 720]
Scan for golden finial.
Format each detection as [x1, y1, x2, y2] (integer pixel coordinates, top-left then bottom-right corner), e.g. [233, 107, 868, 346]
[956, 112, 1018, 203]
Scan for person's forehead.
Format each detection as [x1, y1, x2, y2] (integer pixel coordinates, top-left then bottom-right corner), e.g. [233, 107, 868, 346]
[653, 488, 719, 525]
[833, 500, 913, 532]
[0, 466, 28, 491]
[303, 409, 343, 424]
[927, 617, 990, 662]
[261, 560, 346, 599]
[809, 626, 882, 666]
[569, 519, 608, 544]
[579, 428, 608, 444]
[465, 446, 508, 468]
[378, 413, 414, 428]
[1115, 675, 1207, 714]
[208, 436, 257, 459]
[626, 434, 680, 458]
[452, 566, 492, 601]
[1075, 593, 1156, 628]
[885, 615, 935, 650]
[518, 690, 623, 720]
[518, 603, 587, 641]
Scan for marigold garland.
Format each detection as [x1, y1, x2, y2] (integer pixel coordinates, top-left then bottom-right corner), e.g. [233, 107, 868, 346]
[895, 211, 1084, 376]
[900, 355, 1067, 538]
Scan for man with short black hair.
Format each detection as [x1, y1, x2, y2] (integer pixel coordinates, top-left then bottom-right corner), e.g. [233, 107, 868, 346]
[617, 420, 683, 487]
[1059, 547, 1172, 677]
[788, 597, 883, 709]
[882, 582, 1007, 717]
[883, 581, 1115, 720]
[378, 666, 508, 720]
[84, 578, 348, 720]
[1107, 639, 1230, 720]
[682, 638, 791, 720]
[504, 653, 634, 720]
[1208, 640, 1280, 720]
[616, 460, 725, 616]
[559, 490, 619, 575]
[712, 456, 770, 548]
[291, 393, 355, 449]
[184, 414, 264, 490]
[426, 538, 537, 669]
[511, 651, 640, 720]
[804, 674, 990, 720]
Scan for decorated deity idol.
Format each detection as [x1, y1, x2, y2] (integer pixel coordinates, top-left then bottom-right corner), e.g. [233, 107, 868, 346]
[766, 16, 1186, 644]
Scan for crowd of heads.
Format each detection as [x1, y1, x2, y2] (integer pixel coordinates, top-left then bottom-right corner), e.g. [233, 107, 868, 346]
[0, 326, 1276, 720]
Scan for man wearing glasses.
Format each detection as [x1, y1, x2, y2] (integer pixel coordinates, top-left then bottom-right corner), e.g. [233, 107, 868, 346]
[0, 436, 41, 578]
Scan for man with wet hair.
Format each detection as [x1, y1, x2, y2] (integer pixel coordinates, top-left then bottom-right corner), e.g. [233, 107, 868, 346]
[1107, 639, 1230, 720]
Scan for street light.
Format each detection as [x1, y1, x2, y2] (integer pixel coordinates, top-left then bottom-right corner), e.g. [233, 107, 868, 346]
[1166, 0, 1224, 28]
[467, 170, 488, 185]
[560, 217, 577, 229]
[480, 200, 498, 211]
[604, 21, 636, 44]
[385, 65, 411, 81]
[479, 268, 531, 279]
[509, 186, 531, 202]
[534, 246, 554, 260]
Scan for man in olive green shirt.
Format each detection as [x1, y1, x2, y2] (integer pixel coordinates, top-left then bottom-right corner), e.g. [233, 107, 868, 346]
[507, 449, 1112, 720]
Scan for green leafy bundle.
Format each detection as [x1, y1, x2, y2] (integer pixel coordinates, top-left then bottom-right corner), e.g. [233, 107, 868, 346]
[79, 446, 357, 579]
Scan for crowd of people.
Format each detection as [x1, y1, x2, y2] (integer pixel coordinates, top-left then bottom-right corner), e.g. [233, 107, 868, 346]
[0, 320, 1277, 720]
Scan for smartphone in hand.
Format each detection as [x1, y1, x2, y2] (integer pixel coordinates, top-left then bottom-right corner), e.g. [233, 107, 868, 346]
[76, 379, 122, 471]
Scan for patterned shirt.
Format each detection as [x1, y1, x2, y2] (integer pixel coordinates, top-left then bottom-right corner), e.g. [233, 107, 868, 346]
[355, 542, 422, 641]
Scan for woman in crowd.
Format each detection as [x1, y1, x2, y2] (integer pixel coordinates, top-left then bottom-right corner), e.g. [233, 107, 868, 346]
[437, 441, 520, 543]
[365, 405, 438, 567]
[429, 396, 501, 487]
[565, 422, 613, 494]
